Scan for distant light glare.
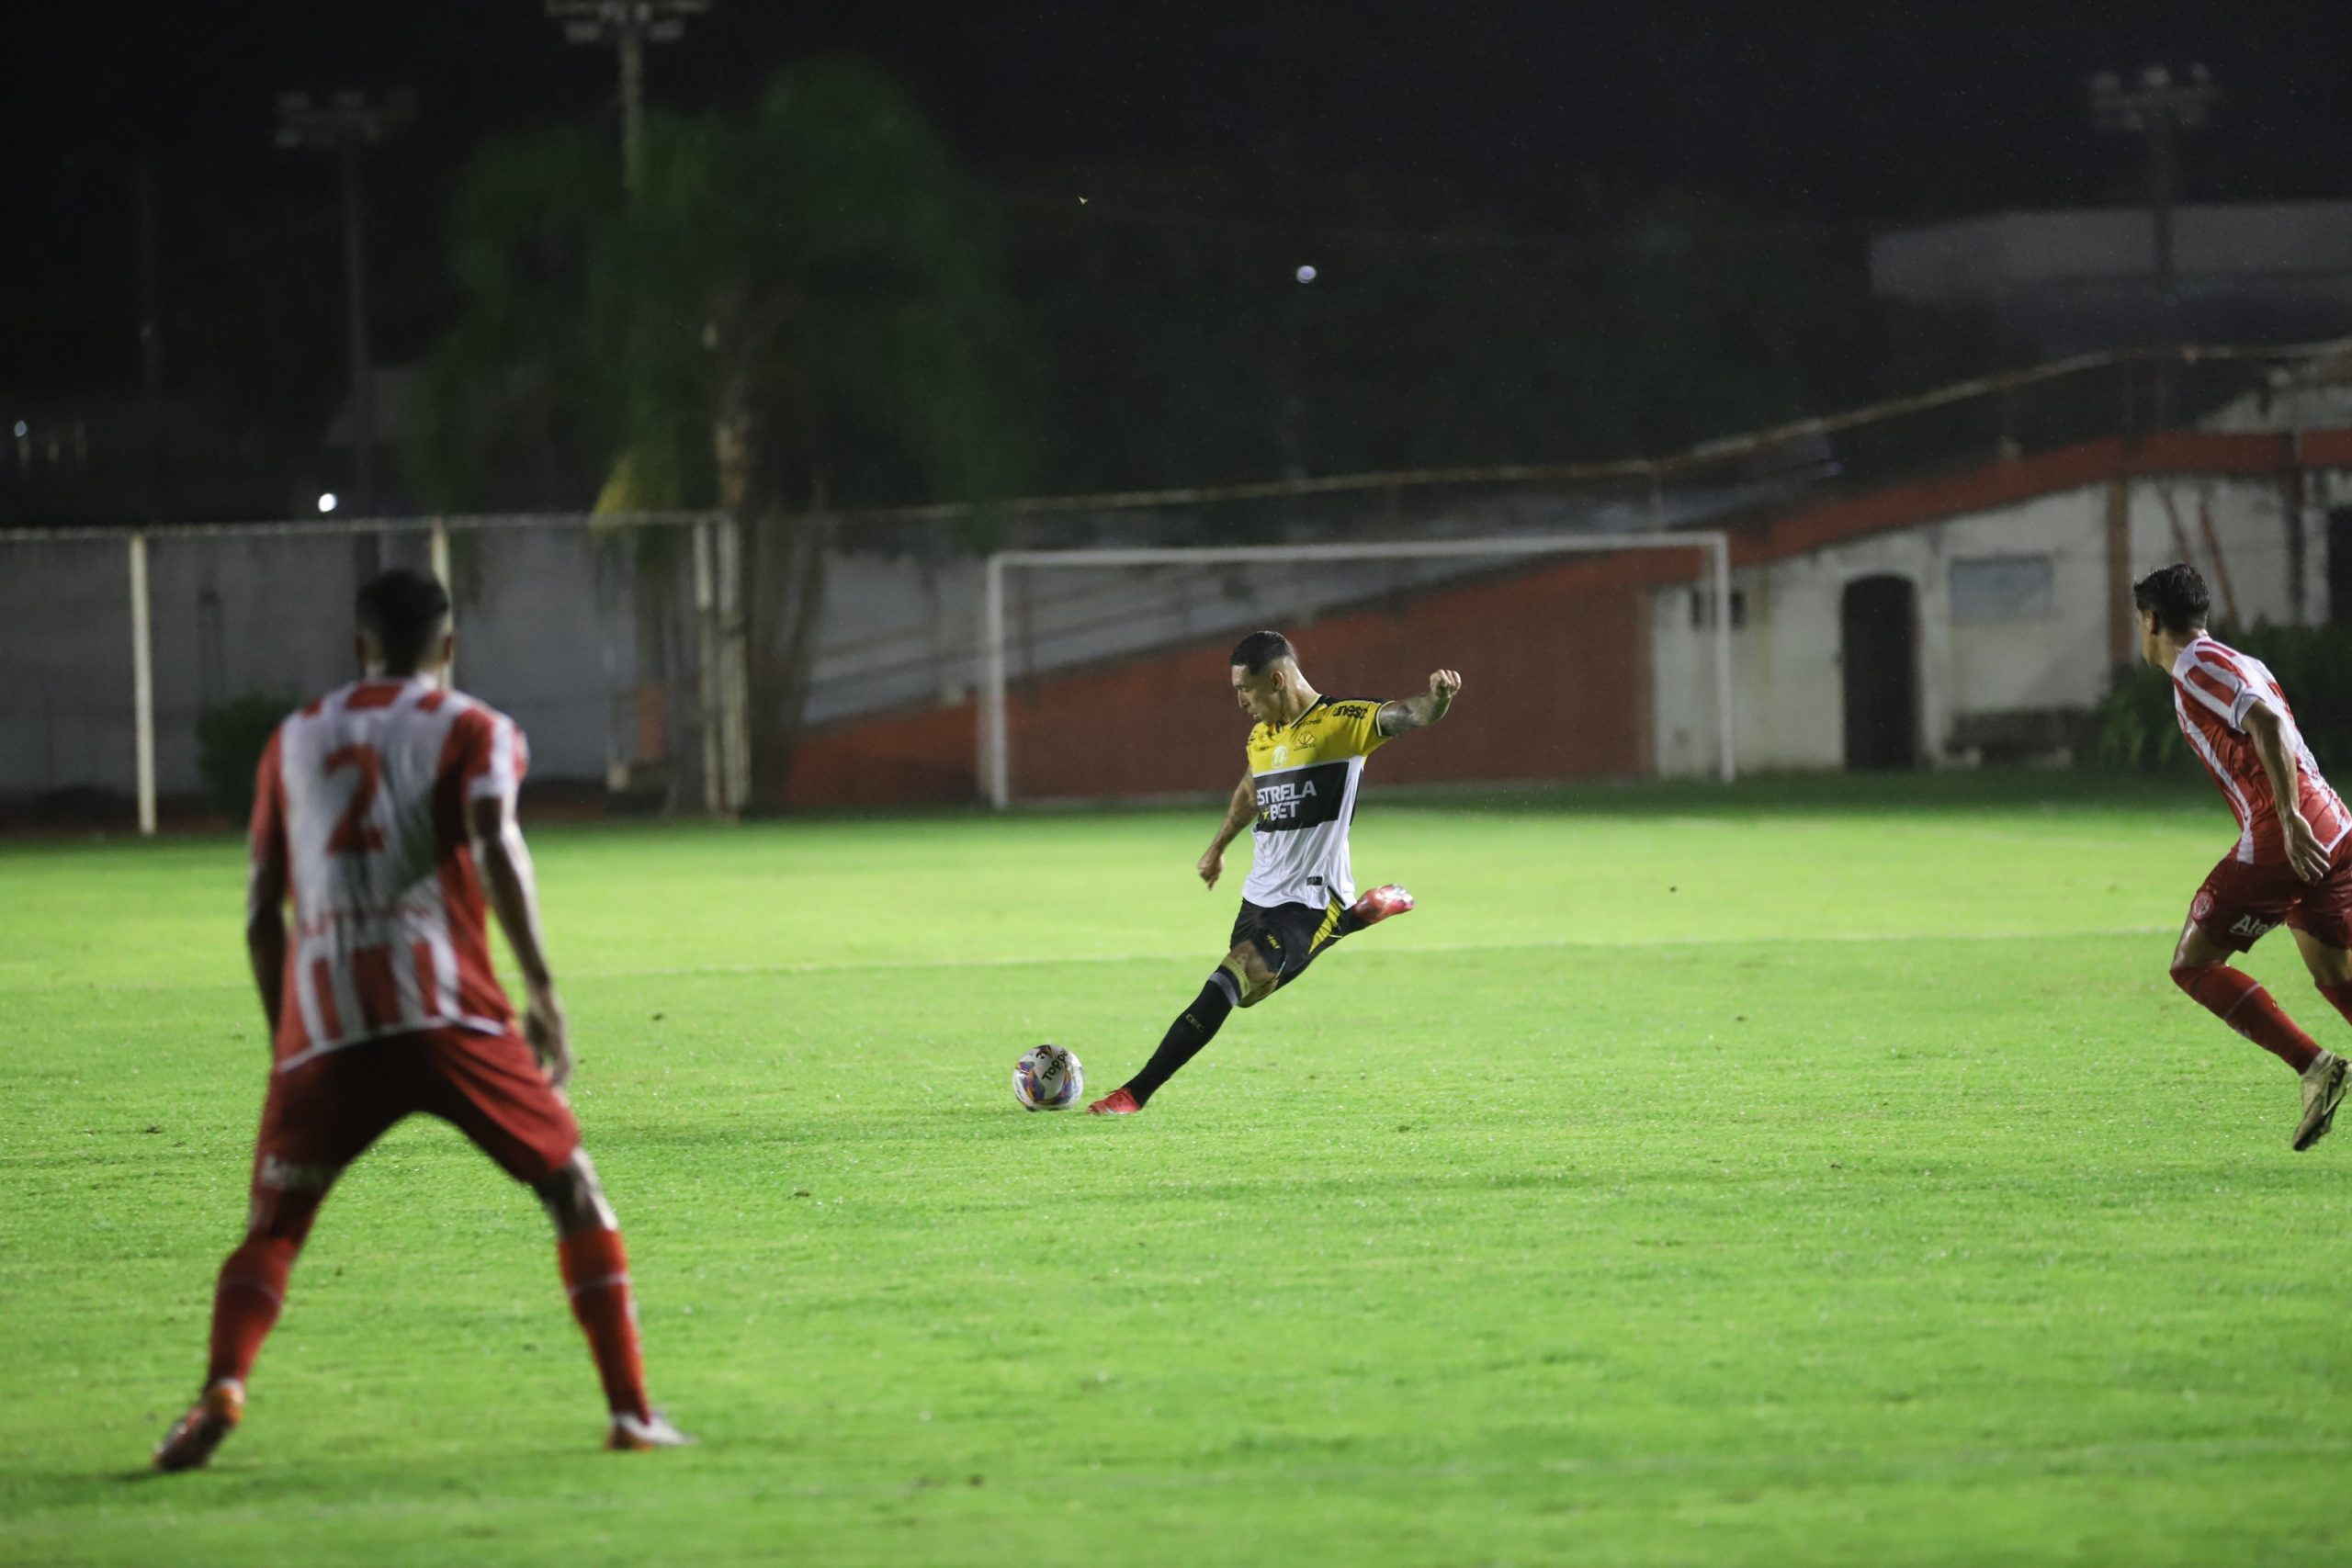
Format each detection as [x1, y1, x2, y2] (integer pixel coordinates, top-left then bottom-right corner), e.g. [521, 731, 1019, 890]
[317, 492, 338, 513]
[11, 422, 24, 437]
[1295, 265, 1317, 283]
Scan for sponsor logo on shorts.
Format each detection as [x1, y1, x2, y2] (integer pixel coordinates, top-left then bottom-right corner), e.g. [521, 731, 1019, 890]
[2231, 914, 2281, 941]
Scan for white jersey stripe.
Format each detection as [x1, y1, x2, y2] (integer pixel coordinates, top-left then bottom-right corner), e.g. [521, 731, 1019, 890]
[2175, 694, 2257, 863]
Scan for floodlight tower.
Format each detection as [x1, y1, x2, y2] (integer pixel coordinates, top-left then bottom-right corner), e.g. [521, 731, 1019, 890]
[276, 89, 414, 518]
[2089, 65, 2221, 317]
[546, 1, 713, 195]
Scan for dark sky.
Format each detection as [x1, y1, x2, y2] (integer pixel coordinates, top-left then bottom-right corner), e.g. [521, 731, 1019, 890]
[6, 0, 2350, 389]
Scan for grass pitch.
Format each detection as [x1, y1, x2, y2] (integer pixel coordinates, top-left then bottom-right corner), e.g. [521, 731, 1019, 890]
[6, 776, 2352, 1566]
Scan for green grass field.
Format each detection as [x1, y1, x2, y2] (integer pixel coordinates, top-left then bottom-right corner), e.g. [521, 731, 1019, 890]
[7, 775, 2352, 1566]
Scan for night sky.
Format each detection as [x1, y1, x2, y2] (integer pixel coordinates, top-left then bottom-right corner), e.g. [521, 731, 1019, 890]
[6, 0, 2350, 394]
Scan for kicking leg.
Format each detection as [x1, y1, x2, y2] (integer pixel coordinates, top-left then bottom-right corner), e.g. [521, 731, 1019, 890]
[2167, 919, 2342, 1149]
[1092, 942, 1277, 1113]
[1338, 883, 1415, 936]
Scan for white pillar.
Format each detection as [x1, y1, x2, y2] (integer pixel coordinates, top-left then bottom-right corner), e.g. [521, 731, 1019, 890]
[1711, 535, 1737, 784]
[129, 531, 157, 836]
[692, 521, 724, 817]
[980, 555, 1009, 809]
[715, 517, 751, 814]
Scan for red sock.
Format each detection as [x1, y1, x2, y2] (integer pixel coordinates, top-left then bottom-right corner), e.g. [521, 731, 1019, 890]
[560, 1226, 650, 1421]
[205, 1235, 300, 1389]
[2173, 964, 2323, 1071]
[2316, 979, 2352, 1032]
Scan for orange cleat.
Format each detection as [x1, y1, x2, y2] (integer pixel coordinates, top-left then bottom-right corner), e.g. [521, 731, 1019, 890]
[607, 1411, 695, 1450]
[1088, 1087, 1142, 1115]
[153, 1381, 244, 1473]
[1350, 884, 1416, 926]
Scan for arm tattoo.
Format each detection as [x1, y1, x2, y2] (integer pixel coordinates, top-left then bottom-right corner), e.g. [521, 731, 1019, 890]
[1377, 691, 1451, 737]
[1215, 772, 1258, 846]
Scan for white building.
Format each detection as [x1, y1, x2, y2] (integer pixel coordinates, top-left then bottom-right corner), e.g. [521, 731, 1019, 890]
[1650, 423, 2352, 775]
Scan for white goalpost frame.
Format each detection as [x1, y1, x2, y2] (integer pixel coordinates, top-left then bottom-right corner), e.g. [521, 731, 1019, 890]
[978, 532, 1737, 810]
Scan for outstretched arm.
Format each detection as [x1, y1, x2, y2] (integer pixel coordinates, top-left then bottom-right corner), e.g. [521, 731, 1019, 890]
[1377, 669, 1464, 738]
[468, 794, 572, 1087]
[1197, 771, 1258, 888]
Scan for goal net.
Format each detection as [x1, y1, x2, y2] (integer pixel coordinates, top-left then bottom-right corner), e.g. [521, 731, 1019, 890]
[977, 534, 1735, 809]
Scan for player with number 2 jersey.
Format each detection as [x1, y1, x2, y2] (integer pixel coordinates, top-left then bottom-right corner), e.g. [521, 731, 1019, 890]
[152, 569, 687, 1472]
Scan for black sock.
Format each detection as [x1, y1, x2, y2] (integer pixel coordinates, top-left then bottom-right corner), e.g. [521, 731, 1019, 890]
[1126, 972, 1240, 1105]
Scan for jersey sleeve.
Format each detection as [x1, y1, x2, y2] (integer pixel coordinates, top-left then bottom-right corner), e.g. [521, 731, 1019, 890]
[1323, 700, 1391, 759]
[449, 706, 530, 804]
[2177, 653, 2266, 732]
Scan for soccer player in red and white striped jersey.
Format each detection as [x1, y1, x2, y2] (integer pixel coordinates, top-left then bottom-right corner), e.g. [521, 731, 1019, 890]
[2138, 564, 2352, 1151]
[153, 569, 686, 1470]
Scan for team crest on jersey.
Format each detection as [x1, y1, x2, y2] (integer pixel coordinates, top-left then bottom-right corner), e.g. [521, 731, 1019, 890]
[2192, 891, 2215, 923]
[1272, 744, 1288, 766]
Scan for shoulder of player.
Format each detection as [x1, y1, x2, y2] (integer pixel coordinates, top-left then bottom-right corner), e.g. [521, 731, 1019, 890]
[2179, 637, 2253, 678]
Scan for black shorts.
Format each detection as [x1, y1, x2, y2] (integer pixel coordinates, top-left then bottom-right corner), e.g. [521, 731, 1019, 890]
[1231, 897, 1349, 988]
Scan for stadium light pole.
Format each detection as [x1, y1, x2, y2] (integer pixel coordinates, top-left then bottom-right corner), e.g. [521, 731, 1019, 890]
[276, 90, 413, 522]
[545, 1, 712, 195]
[2090, 64, 2219, 423]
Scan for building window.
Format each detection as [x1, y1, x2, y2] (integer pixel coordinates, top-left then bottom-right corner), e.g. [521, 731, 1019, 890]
[1950, 555, 2054, 625]
[1689, 586, 1747, 629]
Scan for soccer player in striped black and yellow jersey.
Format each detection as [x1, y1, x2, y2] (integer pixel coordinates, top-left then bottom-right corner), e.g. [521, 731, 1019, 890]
[1088, 630, 1462, 1114]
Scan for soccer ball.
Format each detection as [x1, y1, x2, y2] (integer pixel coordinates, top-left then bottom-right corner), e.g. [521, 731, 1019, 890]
[1012, 1043, 1084, 1111]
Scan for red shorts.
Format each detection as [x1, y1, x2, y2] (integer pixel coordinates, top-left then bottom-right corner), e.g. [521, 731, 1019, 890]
[251, 1026, 581, 1211]
[2188, 846, 2352, 954]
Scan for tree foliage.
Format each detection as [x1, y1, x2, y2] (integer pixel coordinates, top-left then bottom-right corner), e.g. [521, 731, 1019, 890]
[413, 58, 1031, 804]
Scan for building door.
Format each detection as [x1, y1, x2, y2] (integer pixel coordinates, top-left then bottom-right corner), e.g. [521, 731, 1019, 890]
[1841, 575, 1917, 771]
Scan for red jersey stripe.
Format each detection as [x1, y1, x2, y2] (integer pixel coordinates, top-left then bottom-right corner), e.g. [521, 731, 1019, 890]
[351, 946, 399, 1032]
[413, 940, 442, 1016]
[2184, 666, 2239, 707]
[311, 958, 345, 1041]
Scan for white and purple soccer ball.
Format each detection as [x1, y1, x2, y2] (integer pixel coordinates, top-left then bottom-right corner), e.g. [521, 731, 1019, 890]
[1013, 1043, 1085, 1111]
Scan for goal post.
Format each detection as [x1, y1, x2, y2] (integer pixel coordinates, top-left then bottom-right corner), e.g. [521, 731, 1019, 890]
[978, 532, 1736, 809]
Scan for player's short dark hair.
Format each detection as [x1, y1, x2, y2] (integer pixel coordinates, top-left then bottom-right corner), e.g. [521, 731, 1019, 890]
[1229, 630, 1295, 674]
[356, 568, 452, 671]
[2132, 563, 2211, 638]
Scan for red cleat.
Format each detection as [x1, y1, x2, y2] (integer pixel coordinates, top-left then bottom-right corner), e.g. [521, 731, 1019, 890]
[153, 1381, 243, 1473]
[1350, 884, 1416, 926]
[1088, 1087, 1142, 1115]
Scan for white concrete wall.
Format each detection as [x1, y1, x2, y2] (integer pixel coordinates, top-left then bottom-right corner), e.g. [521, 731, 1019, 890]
[1653, 472, 2339, 776]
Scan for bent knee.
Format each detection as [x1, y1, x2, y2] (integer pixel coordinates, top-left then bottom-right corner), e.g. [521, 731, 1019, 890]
[2169, 962, 2213, 994]
[534, 1151, 615, 1234]
[1222, 947, 1278, 1008]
